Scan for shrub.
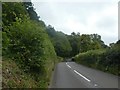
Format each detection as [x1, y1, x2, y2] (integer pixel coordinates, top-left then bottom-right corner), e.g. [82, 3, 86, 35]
[3, 18, 57, 76]
[74, 48, 119, 76]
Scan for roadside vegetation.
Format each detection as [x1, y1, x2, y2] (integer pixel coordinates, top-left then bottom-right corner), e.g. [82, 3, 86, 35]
[2, 58, 38, 88]
[74, 40, 120, 76]
[2, 2, 59, 88]
[2, 1, 119, 88]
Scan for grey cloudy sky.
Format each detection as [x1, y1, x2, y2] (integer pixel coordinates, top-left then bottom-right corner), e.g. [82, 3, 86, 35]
[31, 0, 119, 45]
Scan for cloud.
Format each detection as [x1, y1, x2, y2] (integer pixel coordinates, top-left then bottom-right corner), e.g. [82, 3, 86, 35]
[86, 4, 118, 42]
[31, 1, 118, 45]
[31, 0, 119, 3]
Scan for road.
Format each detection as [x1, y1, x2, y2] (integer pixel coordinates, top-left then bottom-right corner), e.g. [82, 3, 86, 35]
[49, 62, 119, 89]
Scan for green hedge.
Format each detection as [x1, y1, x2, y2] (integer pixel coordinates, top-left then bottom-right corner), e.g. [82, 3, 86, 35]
[2, 18, 57, 87]
[74, 47, 120, 76]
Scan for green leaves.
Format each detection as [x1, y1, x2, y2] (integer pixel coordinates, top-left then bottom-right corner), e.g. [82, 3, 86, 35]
[46, 25, 72, 57]
[2, 2, 57, 88]
[3, 17, 57, 75]
[23, 2, 40, 21]
[79, 34, 106, 53]
[74, 40, 120, 75]
[2, 2, 28, 26]
[66, 33, 107, 57]
[67, 32, 81, 56]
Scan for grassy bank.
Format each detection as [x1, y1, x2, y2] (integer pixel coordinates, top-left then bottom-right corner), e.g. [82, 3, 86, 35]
[2, 55, 63, 88]
[2, 58, 38, 88]
[2, 57, 61, 88]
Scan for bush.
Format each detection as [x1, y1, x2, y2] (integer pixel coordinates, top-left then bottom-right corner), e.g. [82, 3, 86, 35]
[2, 2, 58, 88]
[74, 47, 119, 76]
[3, 18, 57, 76]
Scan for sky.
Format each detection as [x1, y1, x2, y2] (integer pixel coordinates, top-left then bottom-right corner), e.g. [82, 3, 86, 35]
[31, 0, 119, 45]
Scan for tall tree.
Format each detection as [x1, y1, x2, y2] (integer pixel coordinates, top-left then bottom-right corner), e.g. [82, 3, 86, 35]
[23, 2, 40, 21]
[79, 34, 107, 52]
[46, 25, 72, 57]
[2, 2, 28, 26]
[67, 32, 80, 56]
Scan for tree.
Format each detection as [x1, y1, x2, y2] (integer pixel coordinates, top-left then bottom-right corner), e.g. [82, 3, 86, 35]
[90, 34, 107, 49]
[2, 2, 57, 84]
[23, 2, 40, 21]
[79, 34, 107, 53]
[79, 34, 91, 52]
[67, 32, 80, 56]
[46, 25, 72, 57]
[2, 2, 28, 26]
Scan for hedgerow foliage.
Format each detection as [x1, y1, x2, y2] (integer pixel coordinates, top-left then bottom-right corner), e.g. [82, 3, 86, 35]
[74, 40, 120, 75]
[2, 2, 57, 87]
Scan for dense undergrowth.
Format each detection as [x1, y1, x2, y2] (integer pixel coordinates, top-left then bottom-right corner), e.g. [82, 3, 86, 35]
[2, 2, 59, 88]
[2, 58, 38, 88]
[74, 41, 120, 76]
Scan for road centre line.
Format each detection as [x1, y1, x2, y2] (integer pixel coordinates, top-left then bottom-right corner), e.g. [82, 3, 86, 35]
[66, 63, 98, 87]
[94, 84, 98, 87]
[66, 63, 71, 68]
[66, 63, 90, 82]
[74, 70, 91, 82]
[67, 65, 71, 68]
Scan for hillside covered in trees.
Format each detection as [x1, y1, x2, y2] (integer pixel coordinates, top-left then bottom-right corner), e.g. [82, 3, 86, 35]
[2, 1, 119, 88]
[2, 2, 58, 88]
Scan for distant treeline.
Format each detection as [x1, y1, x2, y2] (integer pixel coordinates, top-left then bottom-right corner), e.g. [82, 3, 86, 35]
[46, 25, 108, 57]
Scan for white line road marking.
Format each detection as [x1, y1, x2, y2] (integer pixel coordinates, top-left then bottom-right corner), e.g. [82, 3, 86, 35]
[67, 65, 71, 68]
[66, 62, 98, 87]
[74, 70, 91, 82]
[66, 63, 72, 68]
[94, 84, 98, 87]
